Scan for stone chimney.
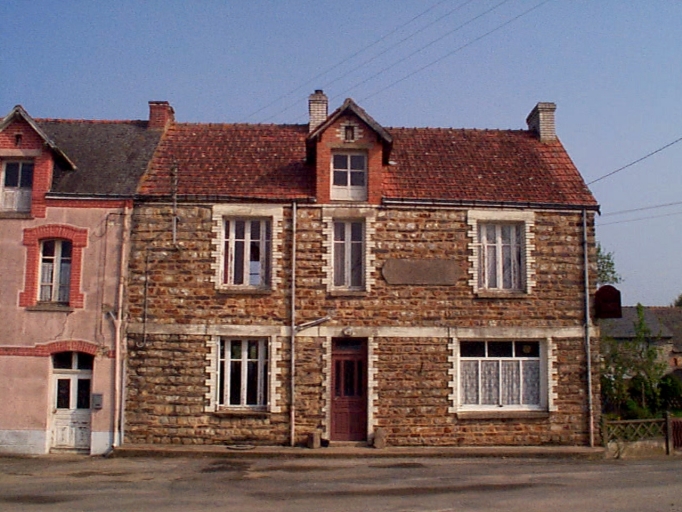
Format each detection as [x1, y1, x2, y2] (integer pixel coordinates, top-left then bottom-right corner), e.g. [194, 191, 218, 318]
[148, 101, 175, 129]
[526, 102, 556, 142]
[308, 90, 328, 133]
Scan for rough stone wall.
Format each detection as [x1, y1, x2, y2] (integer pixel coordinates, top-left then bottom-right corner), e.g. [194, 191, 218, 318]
[124, 202, 599, 446]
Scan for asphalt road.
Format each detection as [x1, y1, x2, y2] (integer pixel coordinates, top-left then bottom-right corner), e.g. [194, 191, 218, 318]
[0, 455, 680, 511]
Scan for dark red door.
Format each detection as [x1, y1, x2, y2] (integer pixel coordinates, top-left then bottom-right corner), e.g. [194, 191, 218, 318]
[331, 338, 367, 441]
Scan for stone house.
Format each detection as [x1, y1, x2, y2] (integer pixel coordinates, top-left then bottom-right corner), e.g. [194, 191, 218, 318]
[124, 91, 600, 447]
[0, 103, 165, 454]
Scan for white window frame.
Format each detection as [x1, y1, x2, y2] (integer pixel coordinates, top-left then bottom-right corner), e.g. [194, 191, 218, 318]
[333, 220, 365, 290]
[458, 340, 545, 412]
[216, 338, 269, 409]
[1, 160, 33, 212]
[478, 223, 523, 291]
[40, 239, 72, 303]
[222, 218, 271, 288]
[331, 152, 367, 201]
[211, 204, 284, 292]
[467, 210, 535, 295]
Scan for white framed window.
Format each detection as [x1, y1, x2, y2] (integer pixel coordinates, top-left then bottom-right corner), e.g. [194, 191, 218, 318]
[40, 239, 72, 303]
[478, 223, 523, 291]
[1, 160, 33, 212]
[331, 153, 367, 201]
[459, 340, 542, 410]
[333, 220, 364, 289]
[223, 219, 271, 288]
[217, 338, 268, 408]
[467, 210, 535, 295]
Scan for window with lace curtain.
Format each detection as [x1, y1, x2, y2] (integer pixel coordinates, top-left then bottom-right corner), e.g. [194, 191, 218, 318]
[459, 341, 542, 409]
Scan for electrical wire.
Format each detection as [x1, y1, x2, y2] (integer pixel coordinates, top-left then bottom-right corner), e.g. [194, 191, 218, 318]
[239, 0, 452, 123]
[357, 0, 553, 103]
[601, 200, 682, 217]
[587, 135, 682, 185]
[598, 209, 682, 227]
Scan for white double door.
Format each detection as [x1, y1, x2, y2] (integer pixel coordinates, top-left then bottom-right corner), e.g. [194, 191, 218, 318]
[51, 372, 92, 452]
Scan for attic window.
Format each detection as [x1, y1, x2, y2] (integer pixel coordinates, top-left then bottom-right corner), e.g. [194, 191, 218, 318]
[14, 133, 22, 147]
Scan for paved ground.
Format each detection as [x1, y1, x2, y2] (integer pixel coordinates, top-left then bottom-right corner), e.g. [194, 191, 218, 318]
[0, 454, 680, 511]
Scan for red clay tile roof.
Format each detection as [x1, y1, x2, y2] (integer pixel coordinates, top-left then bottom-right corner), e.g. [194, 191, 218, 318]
[139, 121, 597, 208]
[139, 123, 313, 200]
[385, 128, 597, 207]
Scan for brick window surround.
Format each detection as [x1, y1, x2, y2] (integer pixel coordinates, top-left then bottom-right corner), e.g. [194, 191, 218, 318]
[19, 224, 88, 308]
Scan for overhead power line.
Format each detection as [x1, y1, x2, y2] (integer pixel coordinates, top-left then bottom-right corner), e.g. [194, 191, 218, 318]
[239, 0, 452, 122]
[598, 209, 682, 227]
[601, 200, 682, 217]
[587, 135, 682, 185]
[357, 0, 553, 103]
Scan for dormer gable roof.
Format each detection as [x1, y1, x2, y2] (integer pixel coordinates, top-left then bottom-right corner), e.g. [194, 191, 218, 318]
[0, 105, 76, 170]
[307, 98, 393, 164]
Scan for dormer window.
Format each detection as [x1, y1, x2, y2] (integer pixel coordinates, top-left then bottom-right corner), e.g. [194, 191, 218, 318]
[1, 161, 33, 212]
[331, 153, 367, 201]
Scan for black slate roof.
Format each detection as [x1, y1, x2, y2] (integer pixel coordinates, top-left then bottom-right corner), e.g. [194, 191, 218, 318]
[37, 120, 162, 196]
[599, 306, 674, 340]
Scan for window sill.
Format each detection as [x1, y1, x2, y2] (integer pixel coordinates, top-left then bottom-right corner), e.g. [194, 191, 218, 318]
[456, 410, 549, 420]
[475, 290, 528, 299]
[212, 408, 269, 418]
[0, 211, 32, 220]
[329, 289, 367, 298]
[26, 303, 74, 313]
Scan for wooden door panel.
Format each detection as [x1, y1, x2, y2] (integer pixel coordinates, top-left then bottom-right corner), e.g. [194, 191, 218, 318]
[331, 339, 367, 441]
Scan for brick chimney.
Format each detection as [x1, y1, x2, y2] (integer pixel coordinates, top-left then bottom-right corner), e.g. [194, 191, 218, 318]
[308, 90, 328, 133]
[148, 101, 175, 129]
[526, 102, 556, 142]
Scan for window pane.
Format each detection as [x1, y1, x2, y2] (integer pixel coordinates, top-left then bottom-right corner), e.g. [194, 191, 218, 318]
[460, 342, 485, 358]
[230, 341, 242, 360]
[486, 245, 497, 288]
[42, 240, 55, 257]
[76, 379, 91, 409]
[334, 241, 345, 287]
[480, 360, 499, 405]
[53, 352, 73, 369]
[229, 361, 241, 405]
[246, 361, 258, 404]
[233, 241, 244, 284]
[234, 221, 245, 240]
[60, 240, 72, 259]
[248, 341, 258, 360]
[333, 170, 347, 186]
[20, 163, 33, 188]
[502, 245, 512, 289]
[350, 155, 365, 170]
[334, 222, 345, 241]
[56, 379, 71, 409]
[249, 242, 261, 286]
[501, 361, 520, 405]
[350, 222, 363, 241]
[501, 225, 512, 244]
[350, 171, 365, 186]
[4, 163, 19, 187]
[77, 353, 94, 370]
[522, 360, 541, 405]
[488, 342, 513, 357]
[350, 242, 363, 287]
[218, 359, 225, 405]
[515, 341, 539, 358]
[344, 360, 356, 397]
[250, 221, 260, 239]
[333, 154, 348, 169]
[461, 361, 479, 405]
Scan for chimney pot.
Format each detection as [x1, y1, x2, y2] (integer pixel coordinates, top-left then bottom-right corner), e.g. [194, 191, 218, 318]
[308, 90, 328, 133]
[148, 101, 175, 129]
[526, 102, 556, 142]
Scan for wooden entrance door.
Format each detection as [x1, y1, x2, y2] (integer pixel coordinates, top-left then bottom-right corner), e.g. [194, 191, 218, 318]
[331, 338, 367, 441]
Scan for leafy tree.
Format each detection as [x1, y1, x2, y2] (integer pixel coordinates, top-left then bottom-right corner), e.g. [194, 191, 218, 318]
[672, 293, 682, 307]
[601, 304, 668, 418]
[596, 243, 622, 287]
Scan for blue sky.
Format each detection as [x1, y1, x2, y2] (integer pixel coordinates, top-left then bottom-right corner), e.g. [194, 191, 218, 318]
[2, 1, 681, 305]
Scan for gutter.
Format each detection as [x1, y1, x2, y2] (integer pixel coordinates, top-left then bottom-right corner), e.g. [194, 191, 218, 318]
[382, 197, 600, 213]
[289, 202, 297, 447]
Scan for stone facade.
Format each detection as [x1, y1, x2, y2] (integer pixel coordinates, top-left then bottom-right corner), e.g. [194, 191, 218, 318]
[124, 202, 600, 446]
